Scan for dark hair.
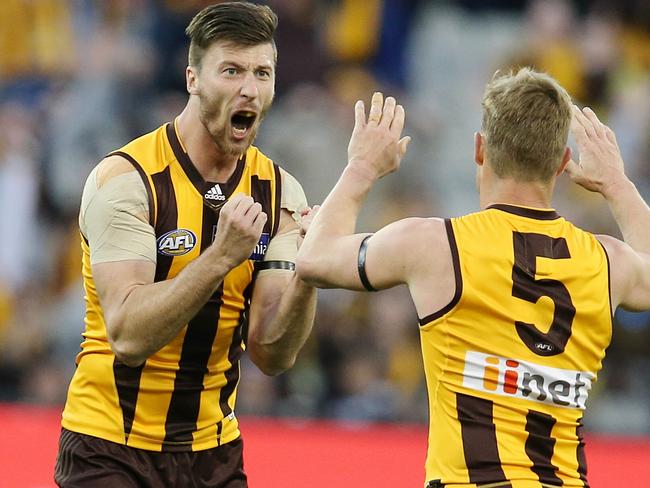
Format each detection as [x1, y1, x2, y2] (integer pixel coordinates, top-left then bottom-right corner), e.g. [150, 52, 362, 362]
[186, 2, 278, 68]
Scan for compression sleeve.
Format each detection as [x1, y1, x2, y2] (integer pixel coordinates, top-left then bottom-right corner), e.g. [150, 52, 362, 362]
[80, 165, 157, 265]
[256, 169, 308, 276]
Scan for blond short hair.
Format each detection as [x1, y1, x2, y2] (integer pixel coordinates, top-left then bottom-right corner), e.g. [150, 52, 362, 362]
[481, 68, 572, 182]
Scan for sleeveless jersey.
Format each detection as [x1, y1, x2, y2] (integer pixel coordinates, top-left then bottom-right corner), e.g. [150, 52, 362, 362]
[62, 121, 282, 452]
[420, 204, 612, 488]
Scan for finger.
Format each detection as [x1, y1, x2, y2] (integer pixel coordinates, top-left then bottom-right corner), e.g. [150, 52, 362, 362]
[235, 194, 255, 213]
[604, 125, 618, 147]
[390, 104, 406, 137]
[563, 158, 582, 179]
[219, 194, 239, 215]
[354, 100, 366, 129]
[572, 105, 596, 139]
[380, 96, 396, 128]
[583, 107, 606, 139]
[245, 201, 263, 218]
[367, 92, 383, 125]
[570, 108, 590, 146]
[252, 211, 268, 233]
[398, 135, 411, 157]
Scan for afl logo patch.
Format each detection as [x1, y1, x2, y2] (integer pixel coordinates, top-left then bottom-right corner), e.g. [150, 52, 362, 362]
[157, 229, 197, 256]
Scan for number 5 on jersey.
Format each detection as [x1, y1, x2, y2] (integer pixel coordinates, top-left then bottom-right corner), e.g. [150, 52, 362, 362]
[512, 232, 576, 356]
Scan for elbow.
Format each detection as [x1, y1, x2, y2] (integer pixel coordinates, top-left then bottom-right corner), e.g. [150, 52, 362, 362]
[248, 346, 295, 376]
[295, 254, 323, 287]
[111, 341, 147, 368]
[107, 322, 147, 368]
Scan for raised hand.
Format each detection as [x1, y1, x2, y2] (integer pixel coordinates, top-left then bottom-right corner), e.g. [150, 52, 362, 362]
[212, 193, 267, 268]
[347, 92, 411, 180]
[566, 105, 627, 196]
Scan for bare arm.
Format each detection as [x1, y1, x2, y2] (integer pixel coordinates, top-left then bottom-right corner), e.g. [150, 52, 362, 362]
[92, 159, 267, 366]
[247, 210, 317, 376]
[297, 92, 413, 291]
[566, 106, 650, 310]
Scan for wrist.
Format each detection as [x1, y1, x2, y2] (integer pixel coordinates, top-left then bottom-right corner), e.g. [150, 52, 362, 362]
[343, 162, 379, 186]
[205, 246, 238, 276]
[601, 174, 634, 201]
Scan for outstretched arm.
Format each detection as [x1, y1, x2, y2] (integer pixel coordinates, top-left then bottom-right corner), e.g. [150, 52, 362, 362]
[297, 92, 412, 291]
[566, 106, 650, 310]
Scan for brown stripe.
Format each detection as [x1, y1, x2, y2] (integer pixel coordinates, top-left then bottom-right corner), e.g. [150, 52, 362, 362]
[162, 200, 221, 451]
[166, 122, 204, 193]
[487, 204, 560, 220]
[218, 280, 252, 434]
[456, 393, 508, 485]
[107, 150, 156, 226]
[419, 219, 462, 325]
[112, 360, 145, 442]
[250, 175, 273, 236]
[216, 419, 224, 446]
[151, 166, 177, 283]
[524, 410, 562, 485]
[576, 418, 589, 487]
[272, 163, 282, 237]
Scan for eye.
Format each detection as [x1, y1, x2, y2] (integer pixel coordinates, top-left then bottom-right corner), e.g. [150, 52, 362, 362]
[256, 70, 271, 79]
[223, 67, 238, 76]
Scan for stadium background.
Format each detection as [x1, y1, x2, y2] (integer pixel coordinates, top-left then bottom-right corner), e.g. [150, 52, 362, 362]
[0, 0, 649, 486]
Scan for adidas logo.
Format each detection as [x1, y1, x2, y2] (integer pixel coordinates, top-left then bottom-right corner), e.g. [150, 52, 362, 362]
[205, 184, 225, 201]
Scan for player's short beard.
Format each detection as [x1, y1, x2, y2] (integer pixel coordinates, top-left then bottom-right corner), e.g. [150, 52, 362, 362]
[198, 92, 272, 157]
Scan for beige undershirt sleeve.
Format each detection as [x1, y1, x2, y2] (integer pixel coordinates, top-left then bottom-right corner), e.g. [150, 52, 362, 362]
[80, 163, 157, 265]
[257, 168, 308, 276]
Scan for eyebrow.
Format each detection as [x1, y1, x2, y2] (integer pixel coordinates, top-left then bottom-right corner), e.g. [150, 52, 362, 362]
[218, 60, 274, 71]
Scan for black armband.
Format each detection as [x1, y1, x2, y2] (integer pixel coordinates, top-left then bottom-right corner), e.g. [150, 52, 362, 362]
[255, 260, 296, 271]
[357, 234, 377, 292]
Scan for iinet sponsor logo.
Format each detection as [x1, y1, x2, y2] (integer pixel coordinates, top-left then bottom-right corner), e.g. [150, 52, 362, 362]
[462, 351, 595, 410]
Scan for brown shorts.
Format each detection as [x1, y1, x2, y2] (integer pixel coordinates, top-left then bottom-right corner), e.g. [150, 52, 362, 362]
[54, 428, 247, 488]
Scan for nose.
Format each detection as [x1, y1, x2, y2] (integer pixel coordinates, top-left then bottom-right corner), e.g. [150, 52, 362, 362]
[239, 72, 259, 100]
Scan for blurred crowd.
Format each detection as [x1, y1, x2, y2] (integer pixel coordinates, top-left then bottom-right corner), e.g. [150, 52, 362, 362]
[1, 0, 649, 433]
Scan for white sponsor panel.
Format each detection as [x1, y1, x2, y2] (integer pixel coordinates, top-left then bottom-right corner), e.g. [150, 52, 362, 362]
[462, 351, 594, 410]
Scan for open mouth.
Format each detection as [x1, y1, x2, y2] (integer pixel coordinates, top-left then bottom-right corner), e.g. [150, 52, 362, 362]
[231, 111, 256, 139]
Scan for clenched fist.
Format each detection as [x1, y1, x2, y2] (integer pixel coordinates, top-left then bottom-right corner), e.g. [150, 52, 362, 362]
[212, 193, 267, 269]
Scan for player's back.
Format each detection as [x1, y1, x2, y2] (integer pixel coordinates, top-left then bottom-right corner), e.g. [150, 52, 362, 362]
[420, 204, 611, 488]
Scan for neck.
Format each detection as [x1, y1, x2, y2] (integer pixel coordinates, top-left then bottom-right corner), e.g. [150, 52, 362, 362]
[480, 176, 555, 210]
[175, 99, 240, 182]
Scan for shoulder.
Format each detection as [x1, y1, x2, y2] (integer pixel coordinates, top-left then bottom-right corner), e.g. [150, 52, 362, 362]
[81, 155, 148, 216]
[595, 233, 640, 307]
[594, 233, 643, 277]
[595, 233, 630, 261]
[95, 155, 138, 188]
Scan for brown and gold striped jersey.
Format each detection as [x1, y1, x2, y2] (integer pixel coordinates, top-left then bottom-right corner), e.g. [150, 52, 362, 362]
[62, 120, 282, 452]
[420, 204, 612, 487]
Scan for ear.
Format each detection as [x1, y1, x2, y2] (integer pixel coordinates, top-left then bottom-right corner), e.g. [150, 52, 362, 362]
[556, 147, 572, 175]
[186, 66, 199, 95]
[474, 132, 485, 167]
